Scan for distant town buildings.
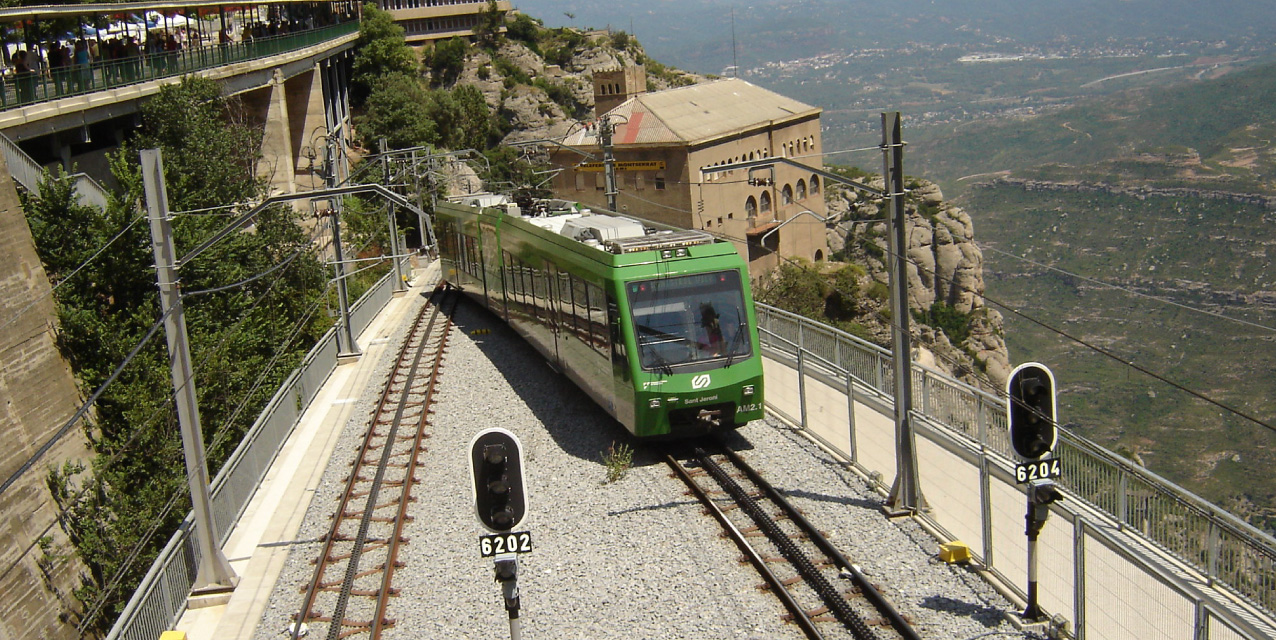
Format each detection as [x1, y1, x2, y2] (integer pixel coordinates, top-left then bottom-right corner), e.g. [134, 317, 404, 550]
[371, 0, 511, 44]
[551, 68, 829, 277]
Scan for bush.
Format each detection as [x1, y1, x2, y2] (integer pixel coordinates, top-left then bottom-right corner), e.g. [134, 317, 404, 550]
[493, 56, 529, 85]
[532, 77, 585, 117]
[914, 302, 972, 345]
[507, 13, 542, 47]
[610, 30, 631, 50]
[427, 37, 468, 86]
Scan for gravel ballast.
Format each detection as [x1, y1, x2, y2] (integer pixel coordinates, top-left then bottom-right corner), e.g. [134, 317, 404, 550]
[253, 289, 1030, 640]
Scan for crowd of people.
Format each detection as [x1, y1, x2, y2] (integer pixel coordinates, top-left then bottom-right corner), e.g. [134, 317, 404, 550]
[1, 10, 341, 107]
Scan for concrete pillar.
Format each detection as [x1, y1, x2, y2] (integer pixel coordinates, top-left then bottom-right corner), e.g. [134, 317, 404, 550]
[0, 152, 91, 640]
[288, 65, 327, 191]
[258, 69, 297, 195]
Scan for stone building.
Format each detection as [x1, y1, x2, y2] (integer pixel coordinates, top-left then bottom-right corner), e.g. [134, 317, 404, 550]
[371, 0, 513, 44]
[550, 71, 828, 277]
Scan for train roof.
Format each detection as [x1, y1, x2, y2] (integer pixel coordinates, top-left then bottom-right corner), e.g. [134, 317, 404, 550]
[437, 199, 743, 269]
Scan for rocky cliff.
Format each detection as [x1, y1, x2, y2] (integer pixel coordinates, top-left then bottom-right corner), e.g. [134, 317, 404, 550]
[826, 178, 1012, 389]
[430, 30, 700, 145]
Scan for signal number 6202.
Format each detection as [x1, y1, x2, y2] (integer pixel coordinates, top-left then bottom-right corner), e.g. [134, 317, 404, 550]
[479, 531, 533, 557]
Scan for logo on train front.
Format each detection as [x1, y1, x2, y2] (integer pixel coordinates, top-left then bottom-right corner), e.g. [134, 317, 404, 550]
[691, 374, 711, 389]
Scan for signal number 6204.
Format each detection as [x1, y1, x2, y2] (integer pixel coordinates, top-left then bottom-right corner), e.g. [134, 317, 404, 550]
[1014, 458, 1061, 484]
[479, 531, 533, 557]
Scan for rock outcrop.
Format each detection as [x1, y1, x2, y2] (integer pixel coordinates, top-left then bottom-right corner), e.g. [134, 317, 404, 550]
[826, 178, 1012, 388]
[441, 34, 702, 147]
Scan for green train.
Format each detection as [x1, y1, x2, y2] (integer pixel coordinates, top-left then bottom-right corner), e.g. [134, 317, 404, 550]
[435, 197, 765, 438]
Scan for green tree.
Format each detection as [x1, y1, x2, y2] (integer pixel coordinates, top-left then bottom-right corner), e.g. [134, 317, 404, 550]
[35, 77, 327, 633]
[355, 72, 439, 150]
[426, 36, 468, 87]
[352, 3, 418, 107]
[755, 262, 827, 319]
[473, 0, 506, 49]
[506, 12, 542, 52]
[426, 84, 493, 151]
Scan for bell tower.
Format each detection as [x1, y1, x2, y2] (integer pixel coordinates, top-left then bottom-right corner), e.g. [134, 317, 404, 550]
[593, 65, 647, 118]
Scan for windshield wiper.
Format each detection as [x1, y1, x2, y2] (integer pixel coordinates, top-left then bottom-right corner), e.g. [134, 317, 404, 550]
[723, 321, 749, 368]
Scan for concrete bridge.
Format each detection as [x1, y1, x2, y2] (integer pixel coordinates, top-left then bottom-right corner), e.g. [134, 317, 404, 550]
[0, 15, 359, 203]
[0, 9, 357, 638]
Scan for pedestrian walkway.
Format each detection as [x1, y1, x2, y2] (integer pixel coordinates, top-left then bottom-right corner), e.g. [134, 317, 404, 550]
[0, 22, 357, 111]
[173, 262, 437, 640]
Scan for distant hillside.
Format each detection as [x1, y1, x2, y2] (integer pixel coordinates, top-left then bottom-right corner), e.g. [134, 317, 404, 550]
[913, 60, 1276, 191]
[516, 0, 1276, 76]
[920, 60, 1276, 528]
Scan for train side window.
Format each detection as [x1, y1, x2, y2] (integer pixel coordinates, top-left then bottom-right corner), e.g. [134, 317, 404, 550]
[559, 273, 575, 335]
[586, 281, 608, 355]
[608, 295, 629, 380]
[572, 275, 589, 339]
[531, 264, 546, 320]
[520, 262, 535, 318]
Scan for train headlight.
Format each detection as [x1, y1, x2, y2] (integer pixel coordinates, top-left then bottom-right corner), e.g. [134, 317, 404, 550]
[743, 385, 755, 396]
[649, 398, 662, 409]
[660, 249, 673, 259]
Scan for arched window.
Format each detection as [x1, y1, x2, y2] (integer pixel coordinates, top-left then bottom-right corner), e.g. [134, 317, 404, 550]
[781, 184, 793, 205]
[796, 179, 807, 200]
[810, 175, 820, 194]
[745, 196, 757, 217]
[748, 151, 755, 161]
[760, 191, 772, 213]
[814, 249, 824, 262]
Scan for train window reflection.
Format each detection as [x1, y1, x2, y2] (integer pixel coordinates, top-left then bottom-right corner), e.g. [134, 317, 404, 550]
[627, 271, 751, 370]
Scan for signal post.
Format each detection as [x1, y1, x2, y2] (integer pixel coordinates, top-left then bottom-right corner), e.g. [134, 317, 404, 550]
[470, 428, 532, 640]
[1007, 363, 1064, 625]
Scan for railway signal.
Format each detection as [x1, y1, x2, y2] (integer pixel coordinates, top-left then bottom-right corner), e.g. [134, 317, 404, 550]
[470, 428, 527, 532]
[470, 428, 530, 640]
[1006, 362, 1064, 624]
[1007, 363, 1057, 460]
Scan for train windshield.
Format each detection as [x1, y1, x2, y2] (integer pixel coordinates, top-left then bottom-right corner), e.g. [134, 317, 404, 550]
[627, 270, 752, 371]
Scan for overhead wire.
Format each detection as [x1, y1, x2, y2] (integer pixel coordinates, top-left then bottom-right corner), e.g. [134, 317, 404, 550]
[841, 206, 1276, 435]
[979, 243, 1276, 334]
[5, 216, 333, 630]
[73, 278, 337, 635]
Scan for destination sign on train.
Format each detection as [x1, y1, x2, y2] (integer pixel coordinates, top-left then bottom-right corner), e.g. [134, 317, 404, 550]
[576, 161, 666, 172]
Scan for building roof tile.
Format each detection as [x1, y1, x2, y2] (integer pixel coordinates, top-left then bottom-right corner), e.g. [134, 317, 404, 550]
[566, 78, 820, 148]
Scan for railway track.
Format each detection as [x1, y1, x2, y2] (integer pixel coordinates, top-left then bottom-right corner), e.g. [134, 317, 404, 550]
[291, 286, 457, 640]
[667, 440, 923, 640]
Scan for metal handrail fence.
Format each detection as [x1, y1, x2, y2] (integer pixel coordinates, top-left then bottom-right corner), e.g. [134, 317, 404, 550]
[0, 130, 110, 208]
[755, 302, 1276, 638]
[0, 22, 358, 111]
[106, 258, 409, 640]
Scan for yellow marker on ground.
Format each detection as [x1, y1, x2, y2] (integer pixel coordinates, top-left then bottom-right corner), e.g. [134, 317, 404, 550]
[939, 541, 971, 563]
